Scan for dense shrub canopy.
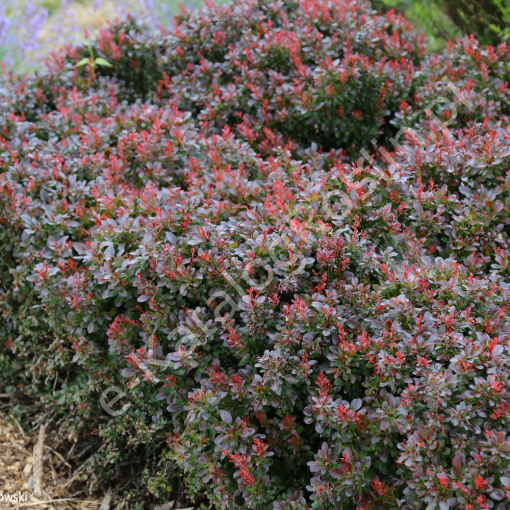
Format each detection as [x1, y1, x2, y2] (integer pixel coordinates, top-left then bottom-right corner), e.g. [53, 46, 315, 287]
[2, 1, 510, 509]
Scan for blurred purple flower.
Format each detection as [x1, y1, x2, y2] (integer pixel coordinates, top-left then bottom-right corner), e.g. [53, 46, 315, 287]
[0, 0, 208, 72]
[0, 1, 48, 69]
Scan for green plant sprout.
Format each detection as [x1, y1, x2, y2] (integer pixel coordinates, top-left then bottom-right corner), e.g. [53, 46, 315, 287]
[75, 40, 112, 81]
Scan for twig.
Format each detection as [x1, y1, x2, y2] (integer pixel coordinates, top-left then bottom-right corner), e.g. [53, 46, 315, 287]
[153, 502, 175, 510]
[52, 418, 67, 444]
[61, 458, 91, 488]
[155, 508, 193, 510]
[64, 441, 76, 461]
[44, 445, 73, 469]
[70, 443, 95, 461]
[2, 443, 30, 455]
[18, 498, 80, 508]
[31, 412, 49, 433]
[99, 488, 113, 510]
[0, 393, 11, 398]
[48, 454, 57, 485]
[34, 424, 46, 498]
[9, 414, 27, 439]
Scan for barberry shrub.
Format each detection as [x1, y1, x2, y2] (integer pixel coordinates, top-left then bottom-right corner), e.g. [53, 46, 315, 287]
[2, 1, 510, 509]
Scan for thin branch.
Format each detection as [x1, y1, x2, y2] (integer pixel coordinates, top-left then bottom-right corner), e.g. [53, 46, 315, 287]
[9, 414, 26, 439]
[61, 457, 92, 488]
[18, 498, 81, 508]
[70, 443, 96, 462]
[44, 445, 73, 469]
[30, 412, 50, 433]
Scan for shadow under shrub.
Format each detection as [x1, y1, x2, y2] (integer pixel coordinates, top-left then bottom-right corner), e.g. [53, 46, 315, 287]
[2, 1, 510, 509]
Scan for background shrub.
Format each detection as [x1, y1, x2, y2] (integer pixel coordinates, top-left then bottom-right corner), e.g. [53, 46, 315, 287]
[88, 0, 426, 155]
[372, 0, 510, 50]
[2, 1, 510, 509]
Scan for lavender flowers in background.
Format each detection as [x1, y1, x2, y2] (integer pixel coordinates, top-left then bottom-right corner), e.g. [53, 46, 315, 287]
[0, 1, 48, 70]
[0, 0, 213, 74]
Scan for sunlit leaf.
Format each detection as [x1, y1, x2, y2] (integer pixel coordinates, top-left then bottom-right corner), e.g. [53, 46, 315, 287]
[95, 58, 112, 67]
[74, 58, 90, 67]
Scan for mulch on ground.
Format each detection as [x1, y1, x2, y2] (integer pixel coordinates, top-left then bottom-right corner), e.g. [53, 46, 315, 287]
[0, 412, 102, 509]
[0, 412, 195, 510]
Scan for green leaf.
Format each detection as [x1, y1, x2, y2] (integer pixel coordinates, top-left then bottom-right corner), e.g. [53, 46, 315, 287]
[74, 58, 90, 68]
[95, 58, 112, 67]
